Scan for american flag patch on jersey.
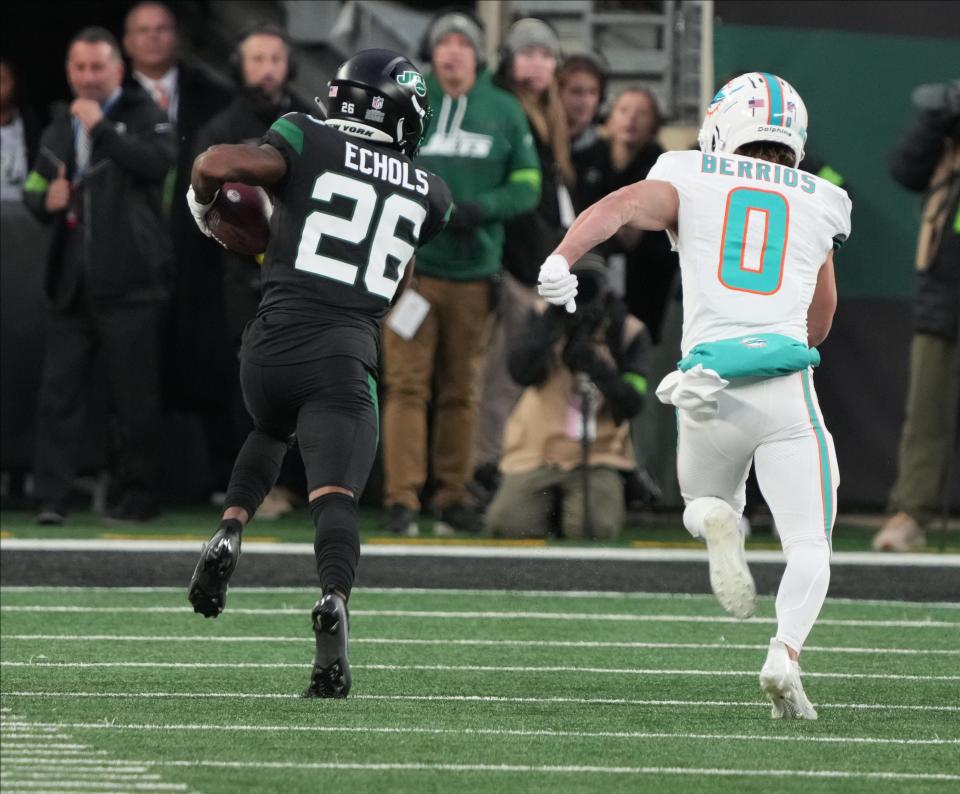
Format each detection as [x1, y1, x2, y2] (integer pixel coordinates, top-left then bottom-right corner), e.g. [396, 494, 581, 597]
[748, 98, 765, 109]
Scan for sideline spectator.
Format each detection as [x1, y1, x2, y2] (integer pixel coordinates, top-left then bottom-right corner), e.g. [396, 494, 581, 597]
[486, 257, 649, 538]
[381, 9, 540, 535]
[0, 59, 40, 203]
[473, 17, 573, 500]
[873, 80, 960, 551]
[558, 51, 606, 192]
[23, 27, 174, 524]
[576, 88, 677, 342]
[193, 23, 311, 519]
[123, 1, 234, 501]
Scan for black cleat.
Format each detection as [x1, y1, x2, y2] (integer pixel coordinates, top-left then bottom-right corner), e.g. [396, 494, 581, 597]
[302, 593, 351, 698]
[187, 519, 242, 618]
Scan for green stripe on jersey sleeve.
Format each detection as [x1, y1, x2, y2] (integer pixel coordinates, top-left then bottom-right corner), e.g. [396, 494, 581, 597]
[508, 168, 542, 188]
[270, 117, 304, 155]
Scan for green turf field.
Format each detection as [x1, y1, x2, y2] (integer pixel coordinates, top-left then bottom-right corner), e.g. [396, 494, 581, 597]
[1, 587, 958, 793]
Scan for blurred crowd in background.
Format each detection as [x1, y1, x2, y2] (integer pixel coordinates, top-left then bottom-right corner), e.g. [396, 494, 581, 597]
[0, 2, 956, 550]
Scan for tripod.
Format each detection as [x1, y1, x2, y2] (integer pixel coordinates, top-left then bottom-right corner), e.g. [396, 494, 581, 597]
[575, 372, 599, 539]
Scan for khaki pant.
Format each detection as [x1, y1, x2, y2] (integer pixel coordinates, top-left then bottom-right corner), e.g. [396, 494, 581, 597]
[888, 333, 960, 525]
[486, 464, 624, 539]
[382, 275, 493, 510]
[474, 273, 542, 468]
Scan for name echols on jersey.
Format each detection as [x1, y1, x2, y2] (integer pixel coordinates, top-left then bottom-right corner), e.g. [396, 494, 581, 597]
[342, 140, 430, 195]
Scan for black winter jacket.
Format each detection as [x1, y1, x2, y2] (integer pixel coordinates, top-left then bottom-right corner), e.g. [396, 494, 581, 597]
[889, 112, 960, 342]
[24, 84, 175, 304]
[500, 127, 567, 287]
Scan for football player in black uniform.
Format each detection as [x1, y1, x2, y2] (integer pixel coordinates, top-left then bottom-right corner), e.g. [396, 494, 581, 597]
[184, 50, 452, 698]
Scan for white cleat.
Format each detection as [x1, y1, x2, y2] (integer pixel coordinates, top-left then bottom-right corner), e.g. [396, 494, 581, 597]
[760, 638, 818, 720]
[699, 502, 756, 619]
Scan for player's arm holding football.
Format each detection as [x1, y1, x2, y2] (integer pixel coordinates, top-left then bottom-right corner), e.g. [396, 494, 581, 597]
[187, 143, 287, 236]
[538, 180, 679, 311]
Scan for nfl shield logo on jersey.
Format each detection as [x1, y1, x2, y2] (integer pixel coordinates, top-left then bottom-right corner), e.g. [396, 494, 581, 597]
[372, 96, 384, 110]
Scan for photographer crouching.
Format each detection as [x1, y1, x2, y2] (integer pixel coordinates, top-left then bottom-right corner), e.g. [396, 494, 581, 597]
[486, 257, 650, 539]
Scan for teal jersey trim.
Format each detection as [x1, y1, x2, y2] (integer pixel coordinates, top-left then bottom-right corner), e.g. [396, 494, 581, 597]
[761, 72, 785, 126]
[678, 333, 820, 379]
[800, 369, 833, 539]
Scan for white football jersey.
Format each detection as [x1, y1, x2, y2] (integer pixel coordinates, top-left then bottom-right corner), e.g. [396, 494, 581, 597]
[646, 150, 852, 355]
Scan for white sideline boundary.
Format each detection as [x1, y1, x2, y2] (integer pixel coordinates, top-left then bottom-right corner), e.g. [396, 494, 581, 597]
[3, 720, 958, 746]
[3, 537, 959, 566]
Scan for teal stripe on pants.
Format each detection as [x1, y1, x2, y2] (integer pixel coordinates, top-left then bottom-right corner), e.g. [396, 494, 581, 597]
[800, 369, 832, 538]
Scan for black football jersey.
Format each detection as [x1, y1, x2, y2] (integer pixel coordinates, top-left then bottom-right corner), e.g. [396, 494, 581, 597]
[241, 112, 452, 369]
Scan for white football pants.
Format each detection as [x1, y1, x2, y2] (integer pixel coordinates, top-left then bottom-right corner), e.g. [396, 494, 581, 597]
[677, 368, 837, 652]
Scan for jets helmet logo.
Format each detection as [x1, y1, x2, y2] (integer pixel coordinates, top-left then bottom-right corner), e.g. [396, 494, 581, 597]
[396, 70, 426, 97]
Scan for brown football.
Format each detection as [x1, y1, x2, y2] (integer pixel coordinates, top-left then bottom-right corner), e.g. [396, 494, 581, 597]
[207, 182, 272, 256]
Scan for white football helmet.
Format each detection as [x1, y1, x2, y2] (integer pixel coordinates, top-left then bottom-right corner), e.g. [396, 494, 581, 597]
[698, 72, 808, 165]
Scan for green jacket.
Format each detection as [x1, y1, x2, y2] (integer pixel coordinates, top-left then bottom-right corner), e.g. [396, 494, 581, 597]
[414, 69, 541, 281]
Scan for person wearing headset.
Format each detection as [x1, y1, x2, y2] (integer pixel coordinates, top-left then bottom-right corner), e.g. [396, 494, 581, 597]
[191, 23, 312, 519]
[380, 8, 541, 537]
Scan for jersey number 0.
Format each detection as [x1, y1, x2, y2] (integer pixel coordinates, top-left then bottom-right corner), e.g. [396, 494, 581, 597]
[717, 187, 790, 295]
[294, 172, 427, 301]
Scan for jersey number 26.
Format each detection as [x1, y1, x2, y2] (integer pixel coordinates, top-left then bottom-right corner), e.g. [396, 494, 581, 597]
[294, 172, 426, 301]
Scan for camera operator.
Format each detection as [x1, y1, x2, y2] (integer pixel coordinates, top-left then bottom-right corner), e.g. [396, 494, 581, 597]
[873, 79, 960, 551]
[485, 257, 650, 539]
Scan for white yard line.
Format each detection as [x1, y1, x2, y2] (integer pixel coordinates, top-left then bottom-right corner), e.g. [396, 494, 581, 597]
[3, 690, 957, 711]
[2, 660, 956, 682]
[5, 720, 957, 746]
[0, 772, 164, 781]
[4, 634, 957, 655]
[0, 747, 104, 754]
[0, 720, 178, 792]
[16, 759, 956, 782]
[3, 755, 147, 772]
[2, 585, 958, 609]
[3, 605, 957, 628]
[4, 776, 187, 792]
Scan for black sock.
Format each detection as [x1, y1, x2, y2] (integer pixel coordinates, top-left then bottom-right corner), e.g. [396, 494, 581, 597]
[219, 517, 244, 536]
[310, 493, 361, 601]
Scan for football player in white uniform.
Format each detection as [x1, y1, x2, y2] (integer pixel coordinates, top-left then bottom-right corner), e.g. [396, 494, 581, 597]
[537, 72, 852, 719]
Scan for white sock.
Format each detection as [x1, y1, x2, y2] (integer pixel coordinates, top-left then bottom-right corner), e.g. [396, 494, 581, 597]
[774, 536, 830, 652]
[682, 497, 737, 539]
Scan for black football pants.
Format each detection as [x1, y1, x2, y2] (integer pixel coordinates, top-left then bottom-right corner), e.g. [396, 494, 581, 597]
[222, 356, 379, 517]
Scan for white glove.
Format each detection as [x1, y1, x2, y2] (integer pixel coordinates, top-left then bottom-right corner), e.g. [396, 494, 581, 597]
[186, 185, 218, 238]
[537, 254, 577, 313]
